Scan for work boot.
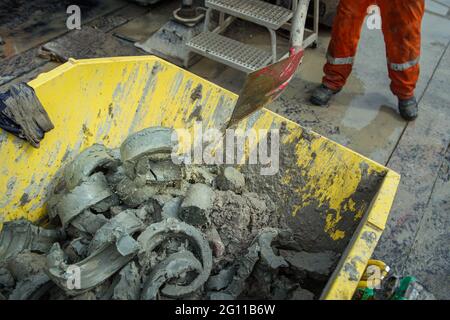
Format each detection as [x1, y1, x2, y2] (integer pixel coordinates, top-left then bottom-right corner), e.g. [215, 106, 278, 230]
[310, 84, 341, 106]
[398, 96, 419, 121]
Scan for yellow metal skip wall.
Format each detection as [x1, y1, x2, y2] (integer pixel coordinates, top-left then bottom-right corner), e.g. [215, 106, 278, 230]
[235, 111, 397, 243]
[0, 56, 237, 223]
[0, 56, 400, 299]
[321, 170, 400, 299]
[233, 113, 400, 299]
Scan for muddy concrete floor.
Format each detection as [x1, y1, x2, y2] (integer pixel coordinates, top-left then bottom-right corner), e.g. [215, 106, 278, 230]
[1, 0, 449, 298]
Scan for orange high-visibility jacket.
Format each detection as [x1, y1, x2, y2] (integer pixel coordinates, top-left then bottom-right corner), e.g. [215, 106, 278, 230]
[323, 0, 425, 100]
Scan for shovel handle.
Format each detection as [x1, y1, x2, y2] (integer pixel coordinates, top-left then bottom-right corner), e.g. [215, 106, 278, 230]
[290, 0, 311, 52]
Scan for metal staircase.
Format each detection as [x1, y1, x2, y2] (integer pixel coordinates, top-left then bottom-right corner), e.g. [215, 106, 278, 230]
[186, 0, 318, 73]
[187, 31, 273, 72]
[206, 0, 294, 30]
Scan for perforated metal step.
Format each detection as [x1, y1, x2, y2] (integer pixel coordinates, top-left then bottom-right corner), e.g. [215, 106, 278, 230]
[186, 32, 272, 72]
[206, 0, 293, 30]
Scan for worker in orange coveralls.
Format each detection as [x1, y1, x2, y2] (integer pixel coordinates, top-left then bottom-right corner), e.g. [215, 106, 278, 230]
[310, 0, 425, 121]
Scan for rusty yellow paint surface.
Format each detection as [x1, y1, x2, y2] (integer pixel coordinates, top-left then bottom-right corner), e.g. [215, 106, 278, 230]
[321, 171, 400, 300]
[0, 56, 400, 299]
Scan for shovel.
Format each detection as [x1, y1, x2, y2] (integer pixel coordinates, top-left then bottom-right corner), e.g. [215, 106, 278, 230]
[227, 0, 311, 128]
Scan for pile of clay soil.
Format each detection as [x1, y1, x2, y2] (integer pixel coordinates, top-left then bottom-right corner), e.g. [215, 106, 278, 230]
[0, 127, 340, 300]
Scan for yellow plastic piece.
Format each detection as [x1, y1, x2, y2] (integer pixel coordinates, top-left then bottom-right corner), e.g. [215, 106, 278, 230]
[0, 56, 400, 299]
[362, 259, 390, 279]
[357, 259, 390, 289]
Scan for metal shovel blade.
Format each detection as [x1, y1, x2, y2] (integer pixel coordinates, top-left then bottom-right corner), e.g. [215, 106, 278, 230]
[227, 49, 304, 128]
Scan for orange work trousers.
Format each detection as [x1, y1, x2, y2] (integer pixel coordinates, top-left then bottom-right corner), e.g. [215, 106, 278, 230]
[323, 0, 425, 100]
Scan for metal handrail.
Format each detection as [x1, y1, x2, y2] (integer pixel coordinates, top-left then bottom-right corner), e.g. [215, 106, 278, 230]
[291, 0, 311, 51]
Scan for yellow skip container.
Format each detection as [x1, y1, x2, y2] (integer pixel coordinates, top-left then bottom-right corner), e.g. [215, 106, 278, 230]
[0, 56, 400, 300]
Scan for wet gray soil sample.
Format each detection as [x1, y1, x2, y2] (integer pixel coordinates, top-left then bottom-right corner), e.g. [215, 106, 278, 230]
[209, 191, 284, 262]
[0, 126, 346, 300]
[240, 125, 385, 253]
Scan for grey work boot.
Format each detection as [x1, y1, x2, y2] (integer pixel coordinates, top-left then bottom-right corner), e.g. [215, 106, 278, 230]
[398, 96, 418, 121]
[310, 84, 341, 106]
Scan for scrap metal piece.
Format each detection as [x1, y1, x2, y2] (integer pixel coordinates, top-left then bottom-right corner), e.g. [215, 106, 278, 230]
[179, 183, 213, 226]
[0, 219, 62, 261]
[217, 240, 260, 299]
[46, 239, 139, 296]
[135, 202, 158, 225]
[141, 251, 202, 300]
[65, 224, 90, 240]
[110, 205, 127, 217]
[64, 238, 89, 262]
[257, 228, 289, 269]
[0, 267, 15, 288]
[69, 210, 108, 236]
[63, 144, 119, 190]
[137, 218, 212, 298]
[161, 197, 182, 220]
[206, 267, 235, 291]
[134, 158, 183, 183]
[133, 156, 157, 182]
[48, 172, 113, 225]
[91, 193, 120, 213]
[105, 165, 127, 186]
[120, 127, 175, 175]
[111, 262, 141, 300]
[115, 176, 161, 208]
[213, 228, 290, 299]
[151, 194, 174, 208]
[46, 193, 143, 296]
[7, 252, 47, 282]
[89, 210, 144, 254]
[116, 234, 141, 256]
[8, 272, 54, 300]
[103, 209, 144, 233]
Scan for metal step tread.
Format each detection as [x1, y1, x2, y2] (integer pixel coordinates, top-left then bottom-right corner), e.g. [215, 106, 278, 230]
[186, 32, 272, 72]
[206, 0, 293, 30]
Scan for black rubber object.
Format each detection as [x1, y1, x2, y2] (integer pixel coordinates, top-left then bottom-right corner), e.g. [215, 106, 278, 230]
[310, 84, 341, 106]
[398, 96, 419, 121]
